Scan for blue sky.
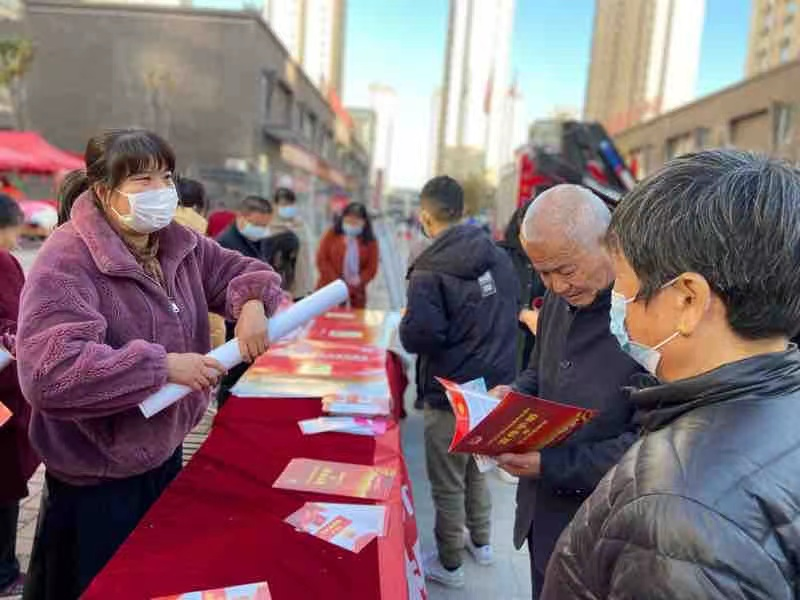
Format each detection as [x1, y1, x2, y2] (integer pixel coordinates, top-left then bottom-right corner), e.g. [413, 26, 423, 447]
[343, 0, 752, 188]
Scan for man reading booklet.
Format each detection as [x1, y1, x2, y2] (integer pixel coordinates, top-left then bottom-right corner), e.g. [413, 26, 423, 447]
[492, 185, 644, 599]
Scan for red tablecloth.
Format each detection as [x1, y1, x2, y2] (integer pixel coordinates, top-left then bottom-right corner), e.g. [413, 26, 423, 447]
[84, 391, 424, 600]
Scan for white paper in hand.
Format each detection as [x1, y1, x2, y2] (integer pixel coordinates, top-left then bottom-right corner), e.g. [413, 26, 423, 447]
[460, 378, 500, 473]
[138, 280, 349, 418]
[0, 346, 12, 373]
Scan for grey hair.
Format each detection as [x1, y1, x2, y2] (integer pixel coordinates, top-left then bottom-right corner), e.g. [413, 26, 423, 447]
[522, 184, 611, 246]
[608, 149, 800, 339]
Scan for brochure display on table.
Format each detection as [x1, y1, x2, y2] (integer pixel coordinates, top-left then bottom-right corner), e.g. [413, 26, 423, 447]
[86, 299, 426, 600]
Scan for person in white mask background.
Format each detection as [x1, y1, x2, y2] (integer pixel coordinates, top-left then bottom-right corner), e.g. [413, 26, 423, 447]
[542, 150, 800, 600]
[272, 187, 315, 301]
[216, 194, 299, 406]
[316, 202, 378, 309]
[17, 129, 284, 599]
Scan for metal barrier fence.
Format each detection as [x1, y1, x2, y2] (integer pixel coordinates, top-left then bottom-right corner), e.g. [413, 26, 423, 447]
[373, 218, 408, 311]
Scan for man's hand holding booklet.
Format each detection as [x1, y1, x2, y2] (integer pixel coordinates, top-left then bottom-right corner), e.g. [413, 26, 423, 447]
[437, 377, 596, 472]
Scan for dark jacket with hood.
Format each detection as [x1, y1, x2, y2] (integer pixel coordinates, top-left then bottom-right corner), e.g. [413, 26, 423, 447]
[496, 213, 546, 373]
[399, 223, 518, 410]
[542, 349, 800, 600]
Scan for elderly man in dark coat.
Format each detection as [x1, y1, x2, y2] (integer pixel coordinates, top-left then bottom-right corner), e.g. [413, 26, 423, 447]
[493, 184, 644, 599]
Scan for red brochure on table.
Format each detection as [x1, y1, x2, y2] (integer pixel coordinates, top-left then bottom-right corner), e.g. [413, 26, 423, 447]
[285, 502, 387, 553]
[0, 401, 11, 427]
[152, 580, 271, 600]
[437, 378, 596, 456]
[232, 340, 388, 398]
[303, 309, 397, 348]
[273, 458, 397, 501]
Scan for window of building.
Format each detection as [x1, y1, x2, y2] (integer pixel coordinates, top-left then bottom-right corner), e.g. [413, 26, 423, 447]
[259, 71, 273, 124]
[774, 102, 795, 147]
[271, 82, 292, 126]
[695, 127, 710, 149]
[664, 133, 693, 160]
[780, 38, 792, 62]
[305, 112, 318, 145]
[787, 0, 797, 17]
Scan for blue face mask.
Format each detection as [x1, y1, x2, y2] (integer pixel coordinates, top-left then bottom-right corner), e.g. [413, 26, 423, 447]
[343, 223, 363, 237]
[278, 205, 298, 220]
[610, 279, 680, 375]
[240, 222, 271, 241]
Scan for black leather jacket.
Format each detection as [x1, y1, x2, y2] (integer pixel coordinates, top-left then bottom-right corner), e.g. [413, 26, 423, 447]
[542, 348, 800, 600]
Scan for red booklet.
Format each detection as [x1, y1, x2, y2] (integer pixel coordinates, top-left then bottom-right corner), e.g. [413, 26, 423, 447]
[273, 458, 397, 501]
[304, 309, 396, 349]
[437, 378, 596, 456]
[0, 401, 10, 427]
[232, 340, 388, 398]
[152, 581, 271, 599]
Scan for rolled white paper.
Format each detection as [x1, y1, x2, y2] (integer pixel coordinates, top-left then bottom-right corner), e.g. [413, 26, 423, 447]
[138, 279, 349, 418]
[0, 346, 12, 372]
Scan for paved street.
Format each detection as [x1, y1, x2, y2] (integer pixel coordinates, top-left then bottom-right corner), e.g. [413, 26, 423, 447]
[10, 238, 532, 599]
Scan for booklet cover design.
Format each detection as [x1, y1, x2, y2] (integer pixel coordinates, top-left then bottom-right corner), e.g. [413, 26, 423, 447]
[437, 378, 596, 456]
[153, 581, 271, 600]
[273, 458, 397, 501]
[285, 502, 387, 553]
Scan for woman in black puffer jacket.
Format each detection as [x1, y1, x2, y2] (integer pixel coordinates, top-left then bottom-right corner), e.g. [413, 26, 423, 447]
[543, 150, 800, 600]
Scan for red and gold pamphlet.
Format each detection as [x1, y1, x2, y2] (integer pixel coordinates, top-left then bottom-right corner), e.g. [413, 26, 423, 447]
[273, 458, 397, 501]
[303, 309, 397, 349]
[152, 581, 271, 600]
[437, 378, 596, 456]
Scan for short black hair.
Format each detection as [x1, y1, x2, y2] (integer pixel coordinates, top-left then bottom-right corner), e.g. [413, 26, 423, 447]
[176, 176, 207, 214]
[274, 187, 296, 205]
[240, 195, 272, 214]
[420, 175, 464, 223]
[0, 193, 23, 229]
[608, 149, 800, 339]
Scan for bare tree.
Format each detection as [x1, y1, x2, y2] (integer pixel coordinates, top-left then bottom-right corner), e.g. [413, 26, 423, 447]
[0, 37, 34, 130]
[461, 171, 494, 216]
[144, 66, 174, 138]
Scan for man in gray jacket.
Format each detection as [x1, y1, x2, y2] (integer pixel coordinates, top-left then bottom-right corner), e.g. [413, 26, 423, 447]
[493, 185, 644, 599]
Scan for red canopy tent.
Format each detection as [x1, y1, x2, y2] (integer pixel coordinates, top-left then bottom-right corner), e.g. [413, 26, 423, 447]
[0, 131, 83, 173]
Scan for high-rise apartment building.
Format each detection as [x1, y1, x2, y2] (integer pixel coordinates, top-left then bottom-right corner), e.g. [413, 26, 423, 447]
[746, 0, 800, 76]
[262, 0, 346, 96]
[435, 0, 516, 183]
[584, 0, 705, 134]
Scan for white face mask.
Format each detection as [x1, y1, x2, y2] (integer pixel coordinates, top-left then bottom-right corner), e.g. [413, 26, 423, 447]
[114, 187, 178, 234]
[240, 222, 271, 241]
[609, 278, 680, 375]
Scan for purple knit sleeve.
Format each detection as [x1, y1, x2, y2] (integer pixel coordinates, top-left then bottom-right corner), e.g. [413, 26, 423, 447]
[17, 263, 169, 419]
[195, 234, 283, 320]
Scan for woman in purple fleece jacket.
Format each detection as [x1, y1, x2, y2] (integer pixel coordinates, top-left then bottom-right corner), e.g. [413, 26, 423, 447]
[16, 129, 283, 600]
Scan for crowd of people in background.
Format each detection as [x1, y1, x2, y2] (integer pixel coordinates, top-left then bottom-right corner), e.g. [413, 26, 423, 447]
[2, 125, 800, 600]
